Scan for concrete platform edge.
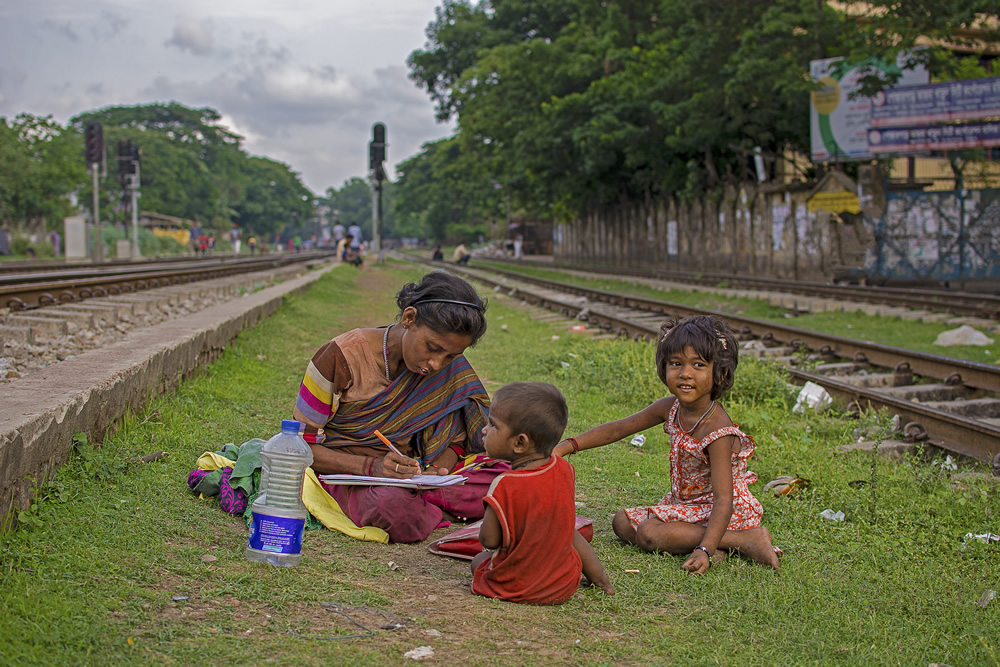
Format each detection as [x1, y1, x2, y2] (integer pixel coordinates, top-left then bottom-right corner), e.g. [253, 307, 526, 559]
[0, 263, 338, 529]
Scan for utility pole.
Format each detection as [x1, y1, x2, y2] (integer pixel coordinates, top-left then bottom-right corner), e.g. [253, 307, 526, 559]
[85, 123, 104, 262]
[369, 122, 386, 264]
[118, 139, 141, 258]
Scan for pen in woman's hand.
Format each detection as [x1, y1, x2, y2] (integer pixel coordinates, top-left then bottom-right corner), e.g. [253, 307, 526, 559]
[373, 429, 405, 458]
[373, 429, 420, 476]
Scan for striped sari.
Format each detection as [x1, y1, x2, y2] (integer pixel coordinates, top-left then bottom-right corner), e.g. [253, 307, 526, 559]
[317, 355, 488, 464]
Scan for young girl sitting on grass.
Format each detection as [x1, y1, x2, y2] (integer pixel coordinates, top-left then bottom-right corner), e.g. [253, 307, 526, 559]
[554, 315, 779, 574]
[471, 382, 614, 604]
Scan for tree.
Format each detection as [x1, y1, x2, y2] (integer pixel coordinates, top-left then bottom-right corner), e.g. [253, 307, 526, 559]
[0, 114, 87, 232]
[71, 103, 316, 236]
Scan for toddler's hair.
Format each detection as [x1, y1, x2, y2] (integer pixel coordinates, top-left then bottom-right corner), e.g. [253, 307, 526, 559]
[655, 315, 739, 400]
[396, 272, 488, 345]
[490, 382, 568, 455]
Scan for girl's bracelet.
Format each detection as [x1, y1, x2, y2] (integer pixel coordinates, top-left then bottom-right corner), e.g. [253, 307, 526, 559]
[693, 545, 711, 567]
[567, 437, 580, 455]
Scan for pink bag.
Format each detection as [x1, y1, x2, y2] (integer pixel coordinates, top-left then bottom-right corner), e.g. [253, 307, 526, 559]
[428, 516, 595, 560]
[421, 458, 511, 521]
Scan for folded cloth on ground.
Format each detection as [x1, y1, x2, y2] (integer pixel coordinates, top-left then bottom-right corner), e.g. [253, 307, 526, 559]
[190, 440, 389, 543]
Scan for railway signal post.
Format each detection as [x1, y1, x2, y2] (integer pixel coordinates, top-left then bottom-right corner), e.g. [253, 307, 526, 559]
[118, 141, 142, 259]
[369, 122, 386, 264]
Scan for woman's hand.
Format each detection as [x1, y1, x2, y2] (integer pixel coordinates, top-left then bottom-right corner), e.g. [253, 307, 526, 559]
[429, 447, 459, 475]
[681, 549, 711, 575]
[375, 451, 421, 479]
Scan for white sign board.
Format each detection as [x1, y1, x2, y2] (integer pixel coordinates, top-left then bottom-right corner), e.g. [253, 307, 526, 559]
[810, 56, 928, 162]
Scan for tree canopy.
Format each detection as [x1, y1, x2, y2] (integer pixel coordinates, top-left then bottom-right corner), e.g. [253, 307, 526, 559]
[400, 0, 999, 228]
[0, 103, 316, 241]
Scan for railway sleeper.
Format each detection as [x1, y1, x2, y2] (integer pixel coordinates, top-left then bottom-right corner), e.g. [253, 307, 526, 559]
[3, 314, 69, 336]
[921, 397, 1000, 424]
[18, 308, 96, 328]
[0, 325, 34, 346]
[812, 361, 871, 375]
[878, 383, 970, 402]
[821, 372, 915, 389]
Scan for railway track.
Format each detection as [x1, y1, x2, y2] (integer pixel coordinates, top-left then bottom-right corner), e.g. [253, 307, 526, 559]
[480, 256, 1000, 320]
[438, 261, 1000, 464]
[1, 251, 336, 311]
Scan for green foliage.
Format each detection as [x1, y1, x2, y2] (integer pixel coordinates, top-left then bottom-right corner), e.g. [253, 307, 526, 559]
[0, 114, 87, 230]
[0, 103, 317, 241]
[399, 0, 997, 226]
[392, 137, 498, 243]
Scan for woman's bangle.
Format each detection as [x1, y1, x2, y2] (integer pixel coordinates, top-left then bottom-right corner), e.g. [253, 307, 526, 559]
[363, 456, 377, 476]
[693, 545, 711, 567]
[567, 437, 580, 455]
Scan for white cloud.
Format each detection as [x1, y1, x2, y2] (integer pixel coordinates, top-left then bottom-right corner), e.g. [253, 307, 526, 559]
[0, 0, 452, 193]
[165, 18, 215, 56]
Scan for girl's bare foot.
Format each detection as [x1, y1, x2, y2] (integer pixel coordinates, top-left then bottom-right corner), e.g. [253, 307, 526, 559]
[736, 527, 779, 570]
[710, 549, 727, 567]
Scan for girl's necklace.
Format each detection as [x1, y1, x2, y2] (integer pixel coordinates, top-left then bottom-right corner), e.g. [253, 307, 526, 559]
[382, 324, 394, 381]
[512, 455, 549, 470]
[677, 400, 716, 434]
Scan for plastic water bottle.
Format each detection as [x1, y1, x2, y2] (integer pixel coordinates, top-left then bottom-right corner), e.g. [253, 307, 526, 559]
[245, 420, 314, 567]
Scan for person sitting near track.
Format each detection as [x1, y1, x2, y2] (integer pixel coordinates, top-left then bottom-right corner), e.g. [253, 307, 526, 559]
[341, 234, 363, 267]
[294, 271, 491, 542]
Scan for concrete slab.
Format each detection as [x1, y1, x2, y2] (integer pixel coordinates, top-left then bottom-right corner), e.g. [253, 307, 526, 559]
[23, 309, 95, 328]
[86, 298, 139, 317]
[57, 304, 120, 324]
[0, 326, 35, 346]
[879, 383, 968, 402]
[3, 315, 69, 336]
[0, 262, 340, 528]
[839, 439, 920, 459]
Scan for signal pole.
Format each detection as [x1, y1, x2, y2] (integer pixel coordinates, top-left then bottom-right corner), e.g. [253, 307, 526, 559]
[130, 160, 141, 258]
[85, 123, 104, 262]
[369, 123, 386, 263]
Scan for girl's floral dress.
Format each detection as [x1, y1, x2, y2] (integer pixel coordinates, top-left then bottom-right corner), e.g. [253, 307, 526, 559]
[624, 401, 764, 530]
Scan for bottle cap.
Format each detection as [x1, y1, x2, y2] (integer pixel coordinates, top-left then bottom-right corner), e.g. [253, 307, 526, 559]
[281, 419, 302, 432]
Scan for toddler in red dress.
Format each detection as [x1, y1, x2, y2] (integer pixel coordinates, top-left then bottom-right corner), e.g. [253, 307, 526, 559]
[471, 382, 614, 604]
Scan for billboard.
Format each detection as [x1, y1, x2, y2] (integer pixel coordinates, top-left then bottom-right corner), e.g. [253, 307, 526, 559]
[868, 120, 1000, 153]
[870, 76, 1000, 127]
[810, 56, 928, 162]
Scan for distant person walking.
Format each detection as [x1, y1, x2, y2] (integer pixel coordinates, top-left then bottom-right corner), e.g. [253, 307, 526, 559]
[348, 224, 362, 251]
[333, 223, 346, 244]
[50, 230, 61, 257]
[248, 236, 257, 255]
[513, 234, 524, 261]
[230, 223, 242, 255]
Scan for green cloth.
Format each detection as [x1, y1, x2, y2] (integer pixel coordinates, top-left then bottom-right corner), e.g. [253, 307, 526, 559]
[207, 438, 323, 530]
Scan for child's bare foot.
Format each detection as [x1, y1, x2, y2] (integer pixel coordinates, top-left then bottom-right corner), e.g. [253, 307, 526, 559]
[736, 527, 779, 570]
[710, 549, 727, 567]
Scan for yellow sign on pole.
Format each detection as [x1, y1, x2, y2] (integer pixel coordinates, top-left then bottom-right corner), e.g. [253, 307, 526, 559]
[807, 191, 860, 214]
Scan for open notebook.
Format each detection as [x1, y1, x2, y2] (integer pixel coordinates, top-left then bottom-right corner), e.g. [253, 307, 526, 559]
[317, 473, 467, 489]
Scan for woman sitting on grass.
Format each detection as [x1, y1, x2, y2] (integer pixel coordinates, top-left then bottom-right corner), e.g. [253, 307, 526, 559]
[294, 271, 490, 543]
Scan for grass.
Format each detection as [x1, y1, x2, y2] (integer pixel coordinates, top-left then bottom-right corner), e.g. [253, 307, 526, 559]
[472, 259, 1000, 365]
[1, 260, 999, 665]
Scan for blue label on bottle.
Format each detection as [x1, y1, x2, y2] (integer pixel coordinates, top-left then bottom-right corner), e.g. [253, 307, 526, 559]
[248, 512, 305, 554]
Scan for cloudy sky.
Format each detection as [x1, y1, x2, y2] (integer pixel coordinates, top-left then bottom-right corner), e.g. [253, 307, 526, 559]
[0, 0, 457, 195]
